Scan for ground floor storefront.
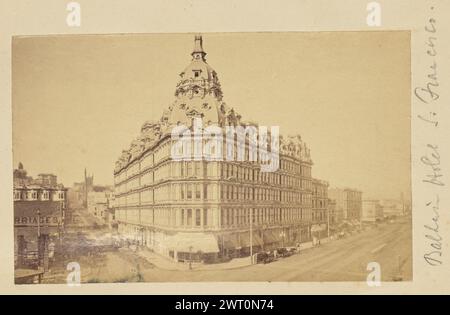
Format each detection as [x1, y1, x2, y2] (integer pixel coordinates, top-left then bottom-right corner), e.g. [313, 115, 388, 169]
[14, 226, 60, 272]
[14, 200, 64, 273]
[117, 222, 313, 263]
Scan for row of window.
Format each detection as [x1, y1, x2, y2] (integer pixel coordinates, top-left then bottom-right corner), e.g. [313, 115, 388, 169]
[180, 208, 208, 227]
[115, 141, 312, 185]
[312, 199, 328, 209]
[221, 207, 312, 227]
[180, 183, 208, 200]
[115, 161, 313, 195]
[173, 135, 282, 164]
[115, 207, 211, 227]
[116, 207, 313, 229]
[116, 183, 313, 206]
[220, 185, 312, 203]
[115, 161, 214, 193]
[13, 189, 65, 201]
[220, 162, 311, 186]
[117, 183, 210, 206]
[313, 186, 328, 197]
[312, 210, 328, 222]
[280, 160, 311, 176]
[115, 140, 172, 181]
[117, 185, 211, 206]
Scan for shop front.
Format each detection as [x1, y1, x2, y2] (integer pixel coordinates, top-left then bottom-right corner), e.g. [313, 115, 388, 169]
[14, 201, 63, 271]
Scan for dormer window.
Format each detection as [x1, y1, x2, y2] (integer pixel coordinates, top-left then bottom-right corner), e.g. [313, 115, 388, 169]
[13, 190, 21, 201]
[193, 70, 201, 78]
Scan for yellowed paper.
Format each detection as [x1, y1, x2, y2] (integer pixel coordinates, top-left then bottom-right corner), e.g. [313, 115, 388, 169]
[0, 0, 449, 294]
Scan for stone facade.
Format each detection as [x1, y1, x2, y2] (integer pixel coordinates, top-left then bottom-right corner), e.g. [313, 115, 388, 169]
[362, 199, 383, 222]
[312, 179, 329, 224]
[380, 199, 406, 217]
[114, 36, 316, 262]
[13, 163, 67, 269]
[87, 187, 115, 222]
[67, 168, 94, 209]
[327, 199, 337, 225]
[328, 187, 362, 223]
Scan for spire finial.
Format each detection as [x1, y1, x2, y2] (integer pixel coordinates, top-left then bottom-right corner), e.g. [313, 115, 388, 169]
[192, 34, 206, 60]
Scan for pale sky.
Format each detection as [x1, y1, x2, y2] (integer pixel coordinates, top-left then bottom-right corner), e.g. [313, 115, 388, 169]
[12, 32, 410, 200]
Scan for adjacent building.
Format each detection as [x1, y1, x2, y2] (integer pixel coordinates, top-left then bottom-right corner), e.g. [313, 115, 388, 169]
[87, 186, 115, 224]
[327, 199, 337, 225]
[328, 187, 362, 224]
[113, 35, 315, 263]
[362, 199, 383, 222]
[67, 168, 94, 209]
[13, 163, 67, 269]
[380, 199, 406, 217]
[311, 179, 329, 237]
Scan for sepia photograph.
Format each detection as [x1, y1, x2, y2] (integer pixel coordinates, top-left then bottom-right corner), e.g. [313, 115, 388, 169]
[12, 32, 412, 284]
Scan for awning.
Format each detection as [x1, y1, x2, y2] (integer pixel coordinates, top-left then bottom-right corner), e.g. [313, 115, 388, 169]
[262, 229, 280, 244]
[240, 231, 263, 247]
[340, 221, 354, 228]
[166, 232, 219, 253]
[311, 224, 326, 232]
[219, 233, 241, 250]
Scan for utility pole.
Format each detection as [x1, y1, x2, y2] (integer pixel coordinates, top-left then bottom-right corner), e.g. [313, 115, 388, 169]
[401, 192, 405, 215]
[36, 209, 41, 268]
[37, 209, 41, 238]
[250, 209, 253, 264]
[59, 199, 63, 244]
[189, 245, 193, 270]
[360, 201, 363, 230]
[327, 206, 330, 239]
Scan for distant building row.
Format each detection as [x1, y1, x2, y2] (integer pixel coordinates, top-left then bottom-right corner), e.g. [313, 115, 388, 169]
[66, 168, 116, 225]
[361, 198, 410, 222]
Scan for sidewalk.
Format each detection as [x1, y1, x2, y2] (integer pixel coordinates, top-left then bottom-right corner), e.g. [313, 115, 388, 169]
[300, 237, 330, 250]
[134, 247, 253, 271]
[132, 236, 333, 272]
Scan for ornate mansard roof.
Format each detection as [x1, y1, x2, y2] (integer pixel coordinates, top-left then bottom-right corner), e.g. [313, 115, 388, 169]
[114, 35, 311, 173]
[169, 35, 226, 127]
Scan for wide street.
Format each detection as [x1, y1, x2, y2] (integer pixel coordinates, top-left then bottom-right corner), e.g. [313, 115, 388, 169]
[138, 216, 411, 282]
[43, 215, 411, 283]
[235, 217, 412, 282]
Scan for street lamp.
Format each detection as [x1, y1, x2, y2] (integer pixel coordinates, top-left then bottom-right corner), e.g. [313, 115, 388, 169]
[189, 245, 193, 270]
[360, 199, 363, 231]
[327, 205, 330, 239]
[36, 209, 41, 268]
[249, 209, 253, 264]
[36, 209, 41, 237]
[279, 231, 286, 247]
[59, 200, 64, 244]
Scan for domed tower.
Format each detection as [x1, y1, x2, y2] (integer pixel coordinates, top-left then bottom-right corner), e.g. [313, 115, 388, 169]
[168, 35, 227, 127]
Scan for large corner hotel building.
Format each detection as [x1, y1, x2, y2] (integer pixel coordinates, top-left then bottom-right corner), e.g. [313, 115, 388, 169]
[114, 35, 317, 263]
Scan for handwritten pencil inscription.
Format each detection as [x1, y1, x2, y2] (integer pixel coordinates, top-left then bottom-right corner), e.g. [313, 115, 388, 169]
[416, 7, 444, 267]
